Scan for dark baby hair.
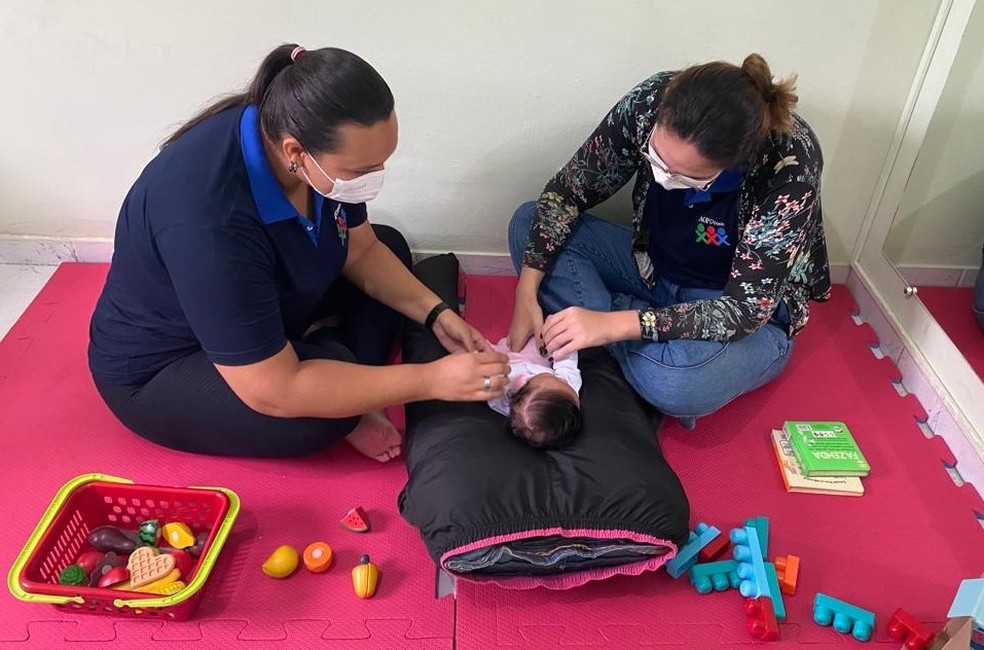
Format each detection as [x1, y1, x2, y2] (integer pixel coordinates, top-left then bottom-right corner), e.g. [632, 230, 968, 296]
[508, 382, 583, 449]
[162, 44, 394, 152]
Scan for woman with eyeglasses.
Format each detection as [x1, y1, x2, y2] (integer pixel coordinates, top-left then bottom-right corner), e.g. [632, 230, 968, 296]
[507, 54, 830, 429]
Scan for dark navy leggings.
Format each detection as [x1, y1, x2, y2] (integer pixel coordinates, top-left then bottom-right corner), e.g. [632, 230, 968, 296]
[95, 225, 411, 458]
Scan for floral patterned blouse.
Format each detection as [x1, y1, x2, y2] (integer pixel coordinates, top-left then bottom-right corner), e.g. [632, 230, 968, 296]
[524, 72, 831, 342]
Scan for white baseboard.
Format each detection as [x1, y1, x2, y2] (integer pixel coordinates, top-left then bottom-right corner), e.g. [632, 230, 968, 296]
[0, 236, 520, 275]
[829, 263, 850, 285]
[846, 268, 984, 500]
[0, 236, 114, 265]
[895, 263, 979, 288]
[2, 236, 851, 284]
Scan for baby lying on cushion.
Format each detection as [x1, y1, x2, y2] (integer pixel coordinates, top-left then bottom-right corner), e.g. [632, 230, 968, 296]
[487, 337, 582, 449]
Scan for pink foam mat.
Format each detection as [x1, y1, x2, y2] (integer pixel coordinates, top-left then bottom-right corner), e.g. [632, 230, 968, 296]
[0, 264, 452, 648]
[918, 286, 984, 383]
[458, 277, 984, 648]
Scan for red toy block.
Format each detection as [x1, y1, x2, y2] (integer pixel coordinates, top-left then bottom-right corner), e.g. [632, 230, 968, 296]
[743, 597, 779, 641]
[887, 608, 935, 650]
[774, 554, 800, 595]
[699, 533, 730, 563]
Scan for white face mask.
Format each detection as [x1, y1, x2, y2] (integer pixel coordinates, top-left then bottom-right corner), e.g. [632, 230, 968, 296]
[301, 154, 385, 203]
[643, 126, 721, 192]
[647, 144, 693, 191]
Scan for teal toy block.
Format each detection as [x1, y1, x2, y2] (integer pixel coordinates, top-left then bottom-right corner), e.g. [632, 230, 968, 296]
[948, 578, 984, 621]
[813, 592, 876, 642]
[744, 516, 769, 558]
[666, 522, 721, 579]
[764, 562, 786, 620]
[731, 526, 768, 598]
[688, 560, 740, 594]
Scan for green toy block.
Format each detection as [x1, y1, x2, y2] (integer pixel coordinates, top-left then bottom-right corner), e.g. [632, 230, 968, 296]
[744, 516, 769, 558]
[764, 562, 786, 620]
[813, 592, 875, 642]
[688, 560, 740, 594]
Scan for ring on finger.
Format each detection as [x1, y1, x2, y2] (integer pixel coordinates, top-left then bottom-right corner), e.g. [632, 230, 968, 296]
[483, 376, 492, 391]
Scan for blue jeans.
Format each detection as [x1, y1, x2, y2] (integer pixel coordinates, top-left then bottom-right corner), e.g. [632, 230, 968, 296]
[508, 201, 793, 427]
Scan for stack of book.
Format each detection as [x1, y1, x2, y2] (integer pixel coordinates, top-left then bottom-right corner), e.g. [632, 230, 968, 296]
[771, 421, 870, 497]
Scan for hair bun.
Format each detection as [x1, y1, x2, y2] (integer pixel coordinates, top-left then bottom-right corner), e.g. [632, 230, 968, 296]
[741, 53, 798, 133]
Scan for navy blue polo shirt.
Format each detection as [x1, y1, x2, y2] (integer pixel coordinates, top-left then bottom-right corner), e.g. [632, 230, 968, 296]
[645, 170, 744, 290]
[88, 105, 367, 385]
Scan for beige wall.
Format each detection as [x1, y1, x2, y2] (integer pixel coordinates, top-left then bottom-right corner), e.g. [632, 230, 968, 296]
[885, 0, 984, 269]
[0, 0, 942, 264]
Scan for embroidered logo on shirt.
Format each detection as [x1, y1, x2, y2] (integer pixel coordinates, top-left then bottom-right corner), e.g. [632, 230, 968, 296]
[334, 205, 348, 244]
[695, 222, 730, 247]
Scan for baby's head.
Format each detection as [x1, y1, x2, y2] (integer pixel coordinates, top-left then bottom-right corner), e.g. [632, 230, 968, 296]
[508, 374, 582, 449]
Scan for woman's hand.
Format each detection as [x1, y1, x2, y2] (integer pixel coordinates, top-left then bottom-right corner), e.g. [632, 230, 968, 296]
[508, 269, 547, 352]
[543, 307, 639, 359]
[432, 310, 487, 353]
[425, 350, 511, 401]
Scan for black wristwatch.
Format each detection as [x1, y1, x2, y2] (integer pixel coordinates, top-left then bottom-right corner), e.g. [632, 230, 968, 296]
[425, 301, 452, 330]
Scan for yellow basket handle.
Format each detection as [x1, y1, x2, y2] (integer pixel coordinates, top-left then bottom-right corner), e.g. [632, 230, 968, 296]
[113, 486, 241, 610]
[7, 473, 133, 606]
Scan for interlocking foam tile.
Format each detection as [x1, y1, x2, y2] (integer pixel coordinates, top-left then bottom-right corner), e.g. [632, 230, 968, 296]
[918, 286, 984, 382]
[457, 280, 984, 649]
[0, 264, 452, 648]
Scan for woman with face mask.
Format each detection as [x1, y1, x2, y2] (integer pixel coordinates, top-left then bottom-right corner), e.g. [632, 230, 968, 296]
[507, 54, 829, 429]
[88, 44, 508, 460]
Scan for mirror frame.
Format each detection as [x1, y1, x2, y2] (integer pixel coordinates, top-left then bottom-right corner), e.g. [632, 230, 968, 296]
[852, 0, 983, 468]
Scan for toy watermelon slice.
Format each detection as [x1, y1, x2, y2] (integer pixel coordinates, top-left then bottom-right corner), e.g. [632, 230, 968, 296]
[340, 507, 370, 533]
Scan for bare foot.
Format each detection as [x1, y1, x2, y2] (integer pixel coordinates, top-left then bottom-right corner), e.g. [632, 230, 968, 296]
[345, 412, 403, 463]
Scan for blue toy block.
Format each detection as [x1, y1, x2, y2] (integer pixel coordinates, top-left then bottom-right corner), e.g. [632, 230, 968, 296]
[948, 578, 984, 620]
[744, 516, 769, 558]
[764, 562, 786, 620]
[813, 592, 876, 642]
[666, 522, 720, 579]
[688, 560, 739, 594]
[731, 526, 769, 598]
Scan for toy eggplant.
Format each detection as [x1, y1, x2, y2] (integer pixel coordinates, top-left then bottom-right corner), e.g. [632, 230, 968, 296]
[87, 526, 137, 554]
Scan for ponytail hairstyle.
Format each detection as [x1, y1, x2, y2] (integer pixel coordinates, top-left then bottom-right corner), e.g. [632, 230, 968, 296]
[656, 53, 798, 167]
[161, 44, 394, 152]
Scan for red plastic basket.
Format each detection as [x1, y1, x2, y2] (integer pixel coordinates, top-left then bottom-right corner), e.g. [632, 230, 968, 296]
[7, 473, 240, 621]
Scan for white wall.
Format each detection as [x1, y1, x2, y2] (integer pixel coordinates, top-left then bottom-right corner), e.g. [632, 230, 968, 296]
[884, 0, 984, 269]
[0, 0, 941, 264]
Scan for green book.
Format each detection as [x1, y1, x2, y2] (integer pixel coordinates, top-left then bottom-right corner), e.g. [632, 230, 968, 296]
[782, 421, 870, 477]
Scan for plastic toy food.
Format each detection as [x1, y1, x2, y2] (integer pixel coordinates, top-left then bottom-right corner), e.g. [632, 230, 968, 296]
[261, 545, 299, 579]
[162, 522, 195, 549]
[88, 552, 126, 587]
[75, 551, 103, 574]
[351, 554, 379, 599]
[126, 546, 176, 588]
[97, 566, 130, 588]
[340, 507, 370, 533]
[58, 564, 87, 586]
[138, 519, 161, 546]
[187, 531, 209, 558]
[87, 526, 137, 554]
[303, 542, 333, 573]
[133, 568, 181, 593]
[162, 548, 193, 578]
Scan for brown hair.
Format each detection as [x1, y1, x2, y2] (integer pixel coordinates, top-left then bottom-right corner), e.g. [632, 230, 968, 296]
[508, 382, 582, 449]
[657, 53, 798, 167]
